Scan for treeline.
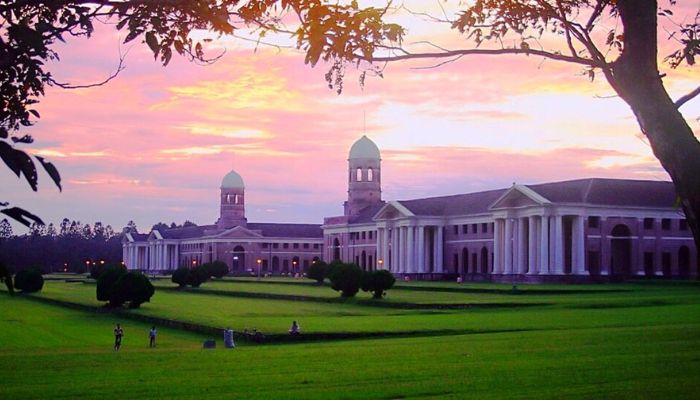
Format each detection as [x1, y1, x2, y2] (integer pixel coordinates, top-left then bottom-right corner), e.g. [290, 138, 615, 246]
[0, 218, 130, 273]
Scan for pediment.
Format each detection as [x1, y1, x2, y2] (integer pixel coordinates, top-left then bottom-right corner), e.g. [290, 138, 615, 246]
[489, 185, 551, 210]
[214, 225, 263, 239]
[373, 201, 415, 220]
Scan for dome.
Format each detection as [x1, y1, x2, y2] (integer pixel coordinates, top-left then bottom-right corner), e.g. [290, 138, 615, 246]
[348, 135, 381, 159]
[221, 169, 245, 189]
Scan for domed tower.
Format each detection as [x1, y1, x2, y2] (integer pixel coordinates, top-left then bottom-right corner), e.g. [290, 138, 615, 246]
[217, 169, 247, 229]
[344, 135, 382, 216]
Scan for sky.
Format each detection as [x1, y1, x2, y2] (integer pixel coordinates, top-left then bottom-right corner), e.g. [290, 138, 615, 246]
[3, 1, 700, 234]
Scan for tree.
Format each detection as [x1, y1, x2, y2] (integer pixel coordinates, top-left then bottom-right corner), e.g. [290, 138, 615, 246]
[360, 270, 396, 299]
[96, 264, 127, 306]
[306, 261, 329, 284]
[0, 219, 12, 239]
[329, 263, 363, 297]
[110, 271, 155, 308]
[204, 261, 229, 279]
[187, 265, 209, 288]
[3, 1, 700, 262]
[14, 268, 44, 293]
[171, 266, 190, 288]
[0, 261, 14, 295]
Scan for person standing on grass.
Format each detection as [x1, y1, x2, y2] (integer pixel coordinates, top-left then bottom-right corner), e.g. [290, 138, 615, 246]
[114, 323, 124, 351]
[149, 326, 157, 348]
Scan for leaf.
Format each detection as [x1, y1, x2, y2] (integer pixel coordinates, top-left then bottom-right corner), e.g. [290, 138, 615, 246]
[36, 156, 62, 191]
[145, 31, 159, 58]
[0, 142, 38, 191]
[1, 207, 44, 228]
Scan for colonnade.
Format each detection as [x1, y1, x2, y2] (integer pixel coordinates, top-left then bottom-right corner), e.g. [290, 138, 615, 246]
[124, 242, 179, 270]
[377, 225, 444, 273]
[492, 215, 586, 275]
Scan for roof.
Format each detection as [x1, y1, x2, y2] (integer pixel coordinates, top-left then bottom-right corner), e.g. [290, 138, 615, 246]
[349, 202, 387, 224]
[527, 178, 678, 208]
[398, 189, 507, 217]
[348, 135, 380, 160]
[221, 169, 245, 189]
[247, 223, 323, 238]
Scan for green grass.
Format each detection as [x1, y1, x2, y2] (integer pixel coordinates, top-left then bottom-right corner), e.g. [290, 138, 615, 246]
[2, 291, 700, 399]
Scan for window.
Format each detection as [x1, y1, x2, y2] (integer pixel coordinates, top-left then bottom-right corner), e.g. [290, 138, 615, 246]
[462, 224, 468, 234]
[662, 218, 671, 230]
[273, 243, 279, 249]
[303, 243, 309, 249]
[356, 168, 362, 182]
[680, 219, 688, 231]
[367, 168, 373, 181]
[472, 224, 477, 234]
[369, 231, 373, 240]
[588, 216, 600, 228]
[644, 218, 654, 230]
[234, 194, 240, 204]
[293, 243, 299, 249]
[313, 244, 320, 249]
[453, 225, 458, 235]
[283, 243, 289, 249]
[262, 243, 268, 249]
[481, 223, 488, 233]
[361, 232, 366, 240]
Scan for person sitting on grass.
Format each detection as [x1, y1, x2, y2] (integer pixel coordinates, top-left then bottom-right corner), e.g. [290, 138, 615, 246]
[289, 320, 300, 335]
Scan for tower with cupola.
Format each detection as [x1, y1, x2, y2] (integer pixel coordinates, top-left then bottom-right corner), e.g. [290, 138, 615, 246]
[344, 135, 382, 216]
[217, 169, 247, 229]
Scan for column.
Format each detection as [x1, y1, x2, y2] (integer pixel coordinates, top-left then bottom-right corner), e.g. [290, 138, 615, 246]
[434, 226, 444, 273]
[493, 219, 502, 274]
[540, 216, 550, 274]
[382, 227, 390, 269]
[554, 215, 564, 274]
[391, 227, 399, 272]
[504, 219, 513, 274]
[174, 243, 180, 269]
[572, 216, 586, 275]
[517, 218, 528, 274]
[417, 226, 425, 273]
[528, 216, 538, 275]
[407, 226, 415, 273]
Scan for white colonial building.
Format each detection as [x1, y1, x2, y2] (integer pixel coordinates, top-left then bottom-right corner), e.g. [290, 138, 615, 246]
[322, 136, 697, 281]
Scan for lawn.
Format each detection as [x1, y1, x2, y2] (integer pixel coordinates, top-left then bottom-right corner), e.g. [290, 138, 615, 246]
[1, 290, 699, 399]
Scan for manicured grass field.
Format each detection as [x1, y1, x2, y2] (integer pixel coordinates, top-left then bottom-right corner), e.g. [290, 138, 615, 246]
[2, 279, 700, 398]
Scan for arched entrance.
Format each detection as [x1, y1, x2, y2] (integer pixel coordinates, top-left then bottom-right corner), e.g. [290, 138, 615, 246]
[610, 225, 632, 276]
[232, 245, 245, 273]
[332, 238, 341, 261]
[481, 247, 489, 274]
[679, 246, 690, 277]
[292, 256, 300, 275]
[462, 248, 469, 274]
[272, 256, 280, 274]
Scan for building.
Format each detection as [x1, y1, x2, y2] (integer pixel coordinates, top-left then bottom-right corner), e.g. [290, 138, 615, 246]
[122, 170, 323, 274]
[123, 135, 697, 280]
[322, 136, 698, 281]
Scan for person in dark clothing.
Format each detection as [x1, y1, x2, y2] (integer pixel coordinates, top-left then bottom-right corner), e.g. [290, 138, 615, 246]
[114, 323, 124, 351]
[149, 326, 157, 348]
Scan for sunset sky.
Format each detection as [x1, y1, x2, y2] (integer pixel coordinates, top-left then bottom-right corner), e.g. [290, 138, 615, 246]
[3, 1, 700, 233]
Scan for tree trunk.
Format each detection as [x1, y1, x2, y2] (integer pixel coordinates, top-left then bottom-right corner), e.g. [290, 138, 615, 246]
[612, 0, 700, 276]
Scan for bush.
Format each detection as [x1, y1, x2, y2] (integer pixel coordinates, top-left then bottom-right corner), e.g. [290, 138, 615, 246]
[111, 271, 155, 308]
[361, 270, 396, 299]
[14, 268, 44, 293]
[204, 261, 229, 278]
[172, 266, 190, 288]
[0, 262, 14, 295]
[329, 263, 363, 297]
[96, 265, 127, 306]
[306, 261, 328, 284]
[89, 263, 106, 280]
[187, 265, 209, 287]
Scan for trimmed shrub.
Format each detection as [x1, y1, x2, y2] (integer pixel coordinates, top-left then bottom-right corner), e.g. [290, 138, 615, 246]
[14, 268, 44, 293]
[0, 262, 14, 295]
[172, 266, 190, 288]
[96, 265, 127, 305]
[89, 263, 105, 280]
[361, 270, 396, 299]
[306, 261, 328, 284]
[204, 261, 229, 278]
[187, 265, 209, 287]
[111, 271, 155, 308]
[329, 263, 363, 297]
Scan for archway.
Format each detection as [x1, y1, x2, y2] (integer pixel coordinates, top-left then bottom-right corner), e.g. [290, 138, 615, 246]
[232, 245, 245, 273]
[462, 248, 469, 274]
[333, 238, 341, 261]
[292, 256, 300, 275]
[679, 246, 690, 277]
[610, 224, 632, 276]
[272, 256, 280, 274]
[480, 247, 489, 274]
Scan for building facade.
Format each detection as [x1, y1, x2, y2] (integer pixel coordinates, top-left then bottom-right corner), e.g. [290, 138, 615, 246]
[322, 136, 698, 281]
[123, 170, 323, 274]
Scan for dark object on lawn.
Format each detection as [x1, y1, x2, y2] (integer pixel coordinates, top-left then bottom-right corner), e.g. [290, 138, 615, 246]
[203, 339, 216, 349]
